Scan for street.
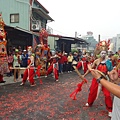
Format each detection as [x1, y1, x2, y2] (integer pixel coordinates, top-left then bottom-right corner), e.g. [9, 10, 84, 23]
[0, 70, 111, 120]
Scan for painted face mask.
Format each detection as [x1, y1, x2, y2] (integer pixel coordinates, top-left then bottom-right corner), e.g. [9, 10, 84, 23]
[100, 51, 106, 58]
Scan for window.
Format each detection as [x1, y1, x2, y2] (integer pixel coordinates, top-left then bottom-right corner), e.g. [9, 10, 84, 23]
[10, 14, 19, 23]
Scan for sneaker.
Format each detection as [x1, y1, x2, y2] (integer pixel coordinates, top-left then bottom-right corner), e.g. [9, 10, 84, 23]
[0, 80, 6, 83]
[68, 71, 70, 73]
[56, 79, 59, 81]
[70, 71, 72, 72]
[20, 82, 24, 86]
[45, 75, 47, 78]
[85, 103, 89, 107]
[30, 84, 36, 87]
[108, 112, 112, 117]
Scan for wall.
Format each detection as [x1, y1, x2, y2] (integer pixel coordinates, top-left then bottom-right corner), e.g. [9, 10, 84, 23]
[0, 0, 30, 30]
[48, 36, 59, 50]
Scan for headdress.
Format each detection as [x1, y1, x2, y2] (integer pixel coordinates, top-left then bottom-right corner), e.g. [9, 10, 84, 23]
[94, 40, 110, 57]
[0, 14, 6, 40]
[109, 43, 114, 51]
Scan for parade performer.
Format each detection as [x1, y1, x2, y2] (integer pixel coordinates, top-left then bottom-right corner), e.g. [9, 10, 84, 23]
[0, 14, 9, 83]
[76, 60, 82, 70]
[34, 44, 44, 84]
[46, 51, 59, 81]
[83, 40, 113, 117]
[39, 28, 51, 74]
[40, 44, 51, 70]
[89, 53, 95, 65]
[39, 28, 48, 45]
[20, 48, 36, 86]
[81, 50, 89, 74]
[34, 44, 47, 77]
[35, 44, 42, 67]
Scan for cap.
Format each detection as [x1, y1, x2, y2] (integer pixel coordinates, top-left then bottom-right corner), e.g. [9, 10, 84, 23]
[15, 49, 19, 52]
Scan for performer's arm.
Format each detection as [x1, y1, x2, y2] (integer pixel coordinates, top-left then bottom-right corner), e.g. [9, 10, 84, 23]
[88, 65, 120, 98]
[99, 78, 120, 98]
[83, 59, 97, 77]
[28, 56, 34, 68]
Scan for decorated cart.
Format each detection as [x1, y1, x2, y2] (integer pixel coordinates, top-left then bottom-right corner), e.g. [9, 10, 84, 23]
[34, 28, 51, 76]
[0, 14, 9, 81]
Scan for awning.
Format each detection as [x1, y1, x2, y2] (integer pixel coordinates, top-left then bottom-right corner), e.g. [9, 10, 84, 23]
[32, 7, 54, 21]
[59, 37, 89, 45]
[4, 25, 34, 47]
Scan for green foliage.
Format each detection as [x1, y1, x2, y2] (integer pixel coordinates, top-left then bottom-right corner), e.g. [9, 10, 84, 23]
[71, 49, 78, 54]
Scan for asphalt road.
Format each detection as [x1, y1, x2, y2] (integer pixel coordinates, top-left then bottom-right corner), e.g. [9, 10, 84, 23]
[0, 70, 111, 120]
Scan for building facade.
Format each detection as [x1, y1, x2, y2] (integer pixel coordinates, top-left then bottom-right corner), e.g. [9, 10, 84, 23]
[0, 0, 53, 31]
[0, 0, 53, 49]
[116, 34, 120, 52]
[81, 31, 98, 52]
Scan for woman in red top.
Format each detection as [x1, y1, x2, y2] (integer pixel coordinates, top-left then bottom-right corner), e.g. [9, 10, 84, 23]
[63, 53, 68, 72]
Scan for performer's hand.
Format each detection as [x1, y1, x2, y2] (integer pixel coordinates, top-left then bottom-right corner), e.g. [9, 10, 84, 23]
[82, 75, 85, 78]
[108, 70, 119, 84]
[27, 66, 30, 69]
[88, 64, 101, 79]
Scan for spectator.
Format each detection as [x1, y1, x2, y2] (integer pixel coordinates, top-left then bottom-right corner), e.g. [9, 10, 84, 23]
[58, 51, 64, 74]
[13, 49, 21, 82]
[21, 50, 28, 78]
[67, 52, 73, 73]
[7, 51, 13, 77]
[21, 50, 28, 67]
[63, 53, 68, 72]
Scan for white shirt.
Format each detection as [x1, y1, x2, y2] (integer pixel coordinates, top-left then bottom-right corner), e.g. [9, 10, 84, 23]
[111, 96, 120, 120]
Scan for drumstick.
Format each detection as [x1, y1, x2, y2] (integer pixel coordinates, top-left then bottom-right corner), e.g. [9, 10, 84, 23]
[73, 65, 86, 82]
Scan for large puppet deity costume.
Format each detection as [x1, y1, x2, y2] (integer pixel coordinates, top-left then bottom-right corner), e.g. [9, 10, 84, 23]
[84, 40, 113, 117]
[0, 14, 9, 83]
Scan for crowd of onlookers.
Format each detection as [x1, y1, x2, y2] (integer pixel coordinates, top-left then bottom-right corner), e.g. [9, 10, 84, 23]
[6, 45, 83, 82]
[55, 51, 82, 74]
[7, 46, 29, 81]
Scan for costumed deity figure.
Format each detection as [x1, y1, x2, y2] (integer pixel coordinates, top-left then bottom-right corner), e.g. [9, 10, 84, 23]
[20, 47, 36, 86]
[46, 51, 59, 81]
[39, 28, 48, 45]
[81, 50, 89, 74]
[0, 14, 9, 83]
[35, 44, 42, 67]
[83, 40, 113, 117]
[39, 28, 51, 75]
[41, 44, 51, 69]
[34, 44, 46, 84]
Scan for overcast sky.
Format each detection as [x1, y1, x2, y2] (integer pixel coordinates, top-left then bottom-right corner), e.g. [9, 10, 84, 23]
[38, 0, 120, 41]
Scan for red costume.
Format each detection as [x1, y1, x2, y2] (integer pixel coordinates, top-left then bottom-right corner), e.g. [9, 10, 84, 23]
[90, 56, 95, 64]
[86, 41, 113, 115]
[81, 56, 88, 73]
[46, 56, 59, 81]
[76, 61, 82, 70]
[87, 62, 113, 112]
[20, 54, 35, 86]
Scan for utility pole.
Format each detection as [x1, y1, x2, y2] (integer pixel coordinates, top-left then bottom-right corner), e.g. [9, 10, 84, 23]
[75, 32, 77, 38]
[98, 34, 100, 42]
